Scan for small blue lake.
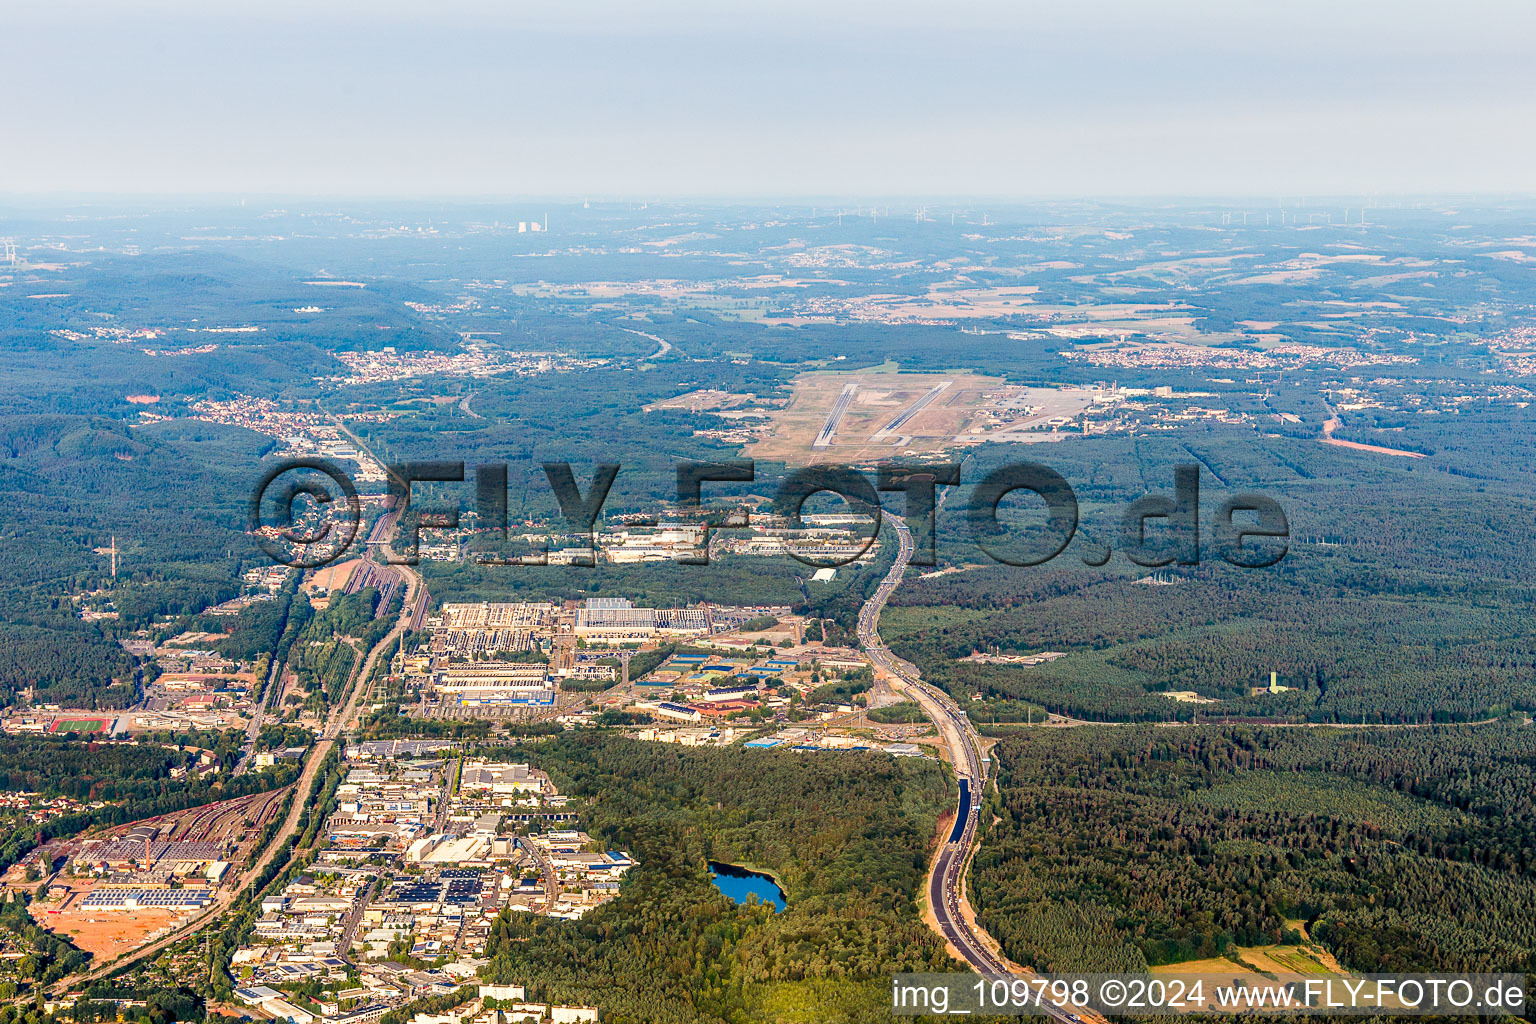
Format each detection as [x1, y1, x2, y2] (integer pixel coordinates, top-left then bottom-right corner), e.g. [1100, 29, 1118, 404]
[708, 861, 786, 911]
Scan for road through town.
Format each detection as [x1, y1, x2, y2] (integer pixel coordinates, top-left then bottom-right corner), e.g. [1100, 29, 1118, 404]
[58, 501, 422, 990]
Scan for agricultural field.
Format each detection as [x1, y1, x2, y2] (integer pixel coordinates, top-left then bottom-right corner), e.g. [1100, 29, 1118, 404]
[1149, 943, 1345, 979]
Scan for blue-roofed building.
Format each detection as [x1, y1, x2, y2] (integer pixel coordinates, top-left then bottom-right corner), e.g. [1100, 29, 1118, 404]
[650, 702, 702, 722]
[744, 737, 782, 748]
[704, 684, 759, 703]
[456, 690, 555, 707]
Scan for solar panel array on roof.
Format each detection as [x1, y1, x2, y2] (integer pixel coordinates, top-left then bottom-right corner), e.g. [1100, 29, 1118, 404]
[89, 840, 224, 863]
[80, 889, 214, 909]
[379, 873, 484, 907]
[383, 882, 441, 904]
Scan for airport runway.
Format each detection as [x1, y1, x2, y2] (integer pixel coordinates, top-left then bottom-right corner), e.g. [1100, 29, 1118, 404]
[812, 383, 858, 448]
[870, 380, 952, 441]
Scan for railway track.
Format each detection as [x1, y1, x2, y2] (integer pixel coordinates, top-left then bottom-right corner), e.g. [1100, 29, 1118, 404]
[53, 501, 425, 992]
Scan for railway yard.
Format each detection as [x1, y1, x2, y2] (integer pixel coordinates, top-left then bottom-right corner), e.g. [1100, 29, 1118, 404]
[24, 790, 290, 958]
[7, 507, 949, 998]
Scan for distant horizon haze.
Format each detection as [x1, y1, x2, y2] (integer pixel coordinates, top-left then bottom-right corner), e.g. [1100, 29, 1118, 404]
[3, 0, 1533, 197]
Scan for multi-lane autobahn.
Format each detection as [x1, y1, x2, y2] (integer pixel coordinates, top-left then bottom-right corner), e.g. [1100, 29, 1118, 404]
[857, 513, 1000, 964]
[858, 511, 1090, 1023]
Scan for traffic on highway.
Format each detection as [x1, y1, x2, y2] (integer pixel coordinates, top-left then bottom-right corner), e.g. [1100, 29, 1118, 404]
[859, 512, 1091, 1023]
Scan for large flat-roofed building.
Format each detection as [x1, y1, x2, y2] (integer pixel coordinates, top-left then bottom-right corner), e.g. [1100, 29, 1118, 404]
[573, 598, 708, 639]
[703, 684, 759, 703]
[574, 597, 656, 635]
[80, 888, 215, 910]
[454, 691, 555, 707]
[643, 702, 702, 723]
[259, 997, 314, 1024]
[479, 986, 527, 1002]
[77, 839, 225, 872]
[655, 608, 708, 633]
[458, 761, 543, 795]
[348, 739, 455, 760]
[436, 663, 548, 690]
[330, 1006, 389, 1024]
[235, 987, 282, 1006]
[421, 835, 490, 864]
[432, 603, 555, 659]
[432, 662, 555, 705]
[435, 628, 540, 659]
[439, 603, 555, 630]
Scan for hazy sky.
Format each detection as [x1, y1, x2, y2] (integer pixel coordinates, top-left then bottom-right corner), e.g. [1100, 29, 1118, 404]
[5, 0, 1534, 197]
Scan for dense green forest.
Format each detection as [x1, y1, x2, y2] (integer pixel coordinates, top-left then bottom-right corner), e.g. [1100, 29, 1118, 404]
[477, 734, 956, 1023]
[0, 410, 265, 710]
[971, 724, 1536, 978]
[0, 625, 136, 708]
[215, 591, 293, 662]
[0, 736, 193, 801]
[884, 425, 1536, 725]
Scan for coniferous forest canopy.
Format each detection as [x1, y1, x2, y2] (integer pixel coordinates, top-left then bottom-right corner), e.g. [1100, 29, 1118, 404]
[1, 199, 1536, 1019]
[6, 202, 1536, 726]
[476, 734, 956, 1023]
[973, 725, 1536, 977]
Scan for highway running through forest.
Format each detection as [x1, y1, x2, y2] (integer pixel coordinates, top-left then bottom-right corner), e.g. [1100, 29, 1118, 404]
[858, 511, 1087, 1023]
